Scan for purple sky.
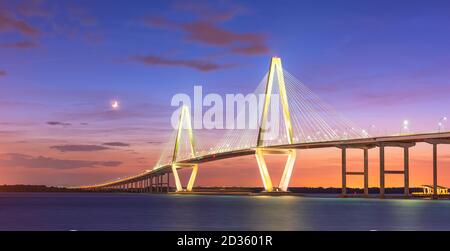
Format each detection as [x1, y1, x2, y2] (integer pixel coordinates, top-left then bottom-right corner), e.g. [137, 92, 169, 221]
[1, 0, 450, 187]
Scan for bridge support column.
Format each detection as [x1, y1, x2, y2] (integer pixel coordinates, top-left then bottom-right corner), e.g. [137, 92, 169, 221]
[171, 164, 198, 192]
[157, 176, 160, 192]
[158, 176, 161, 192]
[150, 177, 153, 192]
[364, 148, 369, 197]
[433, 143, 438, 199]
[255, 148, 296, 192]
[339, 146, 371, 197]
[166, 173, 170, 192]
[379, 145, 385, 198]
[404, 147, 410, 197]
[255, 149, 273, 192]
[378, 142, 415, 198]
[279, 150, 296, 192]
[341, 147, 346, 196]
[424, 140, 449, 199]
[147, 177, 152, 193]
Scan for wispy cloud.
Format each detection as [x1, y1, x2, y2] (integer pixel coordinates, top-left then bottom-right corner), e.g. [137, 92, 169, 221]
[0, 153, 121, 169]
[138, 1, 269, 71]
[103, 142, 130, 147]
[133, 54, 234, 72]
[0, 70, 6, 76]
[231, 43, 269, 55]
[46, 121, 71, 127]
[50, 144, 111, 152]
[0, 0, 102, 47]
[0, 12, 40, 36]
[143, 16, 269, 56]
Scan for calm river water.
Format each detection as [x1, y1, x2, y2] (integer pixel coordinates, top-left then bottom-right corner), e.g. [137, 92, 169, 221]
[1, 192, 450, 230]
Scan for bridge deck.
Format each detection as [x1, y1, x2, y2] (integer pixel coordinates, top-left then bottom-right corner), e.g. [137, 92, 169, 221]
[74, 131, 450, 189]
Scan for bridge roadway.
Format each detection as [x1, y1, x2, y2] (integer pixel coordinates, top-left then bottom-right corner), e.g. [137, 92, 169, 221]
[75, 131, 450, 197]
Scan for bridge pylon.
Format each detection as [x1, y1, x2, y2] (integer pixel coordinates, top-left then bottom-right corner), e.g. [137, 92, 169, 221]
[170, 105, 198, 192]
[256, 57, 297, 192]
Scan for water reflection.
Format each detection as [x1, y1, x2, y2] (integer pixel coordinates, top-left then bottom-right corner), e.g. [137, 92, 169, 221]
[1, 193, 450, 230]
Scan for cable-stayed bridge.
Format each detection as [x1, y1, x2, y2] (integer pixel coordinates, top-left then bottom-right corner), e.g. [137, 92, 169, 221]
[74, 57, 450, 199]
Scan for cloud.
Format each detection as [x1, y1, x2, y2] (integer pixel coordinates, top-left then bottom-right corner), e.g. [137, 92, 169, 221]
[0, 153, 121, 169]
[231, 43, 269, 55]
[0, 1, 101, 45]
[50, 144, 111, 152]
[103, 142, 130, 147]
[46, 121, 71, 126]
[182, 21, 264, 46]
[137, 2, 268, 71]
[144, 17, 268, 55]
[133, 54, 234, 72]
[0, 13, 40, 36]
[142, 2, 269, 57]
[0, 70, 6, 76]
[1, 40, 39, 49]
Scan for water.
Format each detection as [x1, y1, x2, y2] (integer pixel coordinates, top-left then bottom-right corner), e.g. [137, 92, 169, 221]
[1, 192, 450, 230]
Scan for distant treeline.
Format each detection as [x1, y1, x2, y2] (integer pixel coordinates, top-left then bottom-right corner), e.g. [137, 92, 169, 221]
[194, 187, 423, 194]
[0, 185, 83, 192]
[0, 185, 424, 194]
[289, 187, 423, 194]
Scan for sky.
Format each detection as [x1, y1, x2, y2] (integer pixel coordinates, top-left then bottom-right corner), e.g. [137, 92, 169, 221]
[1, 0, 450, 188]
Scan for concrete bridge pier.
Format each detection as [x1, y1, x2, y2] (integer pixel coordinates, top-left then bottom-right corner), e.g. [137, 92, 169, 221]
[157, 175, 161, 192]
[425, 139, 450, 199]
[255, 148, 296, 193]
[147, 177, 152, 193]
[151, 176, 155, 192]
[339, 145, 373, 197]
[149, 177, 153, 192]
[156, 175, 160, 193]
[378, 142, 415, 198]
[170, 164, 198, 192]
[166, 173, 170, 192]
